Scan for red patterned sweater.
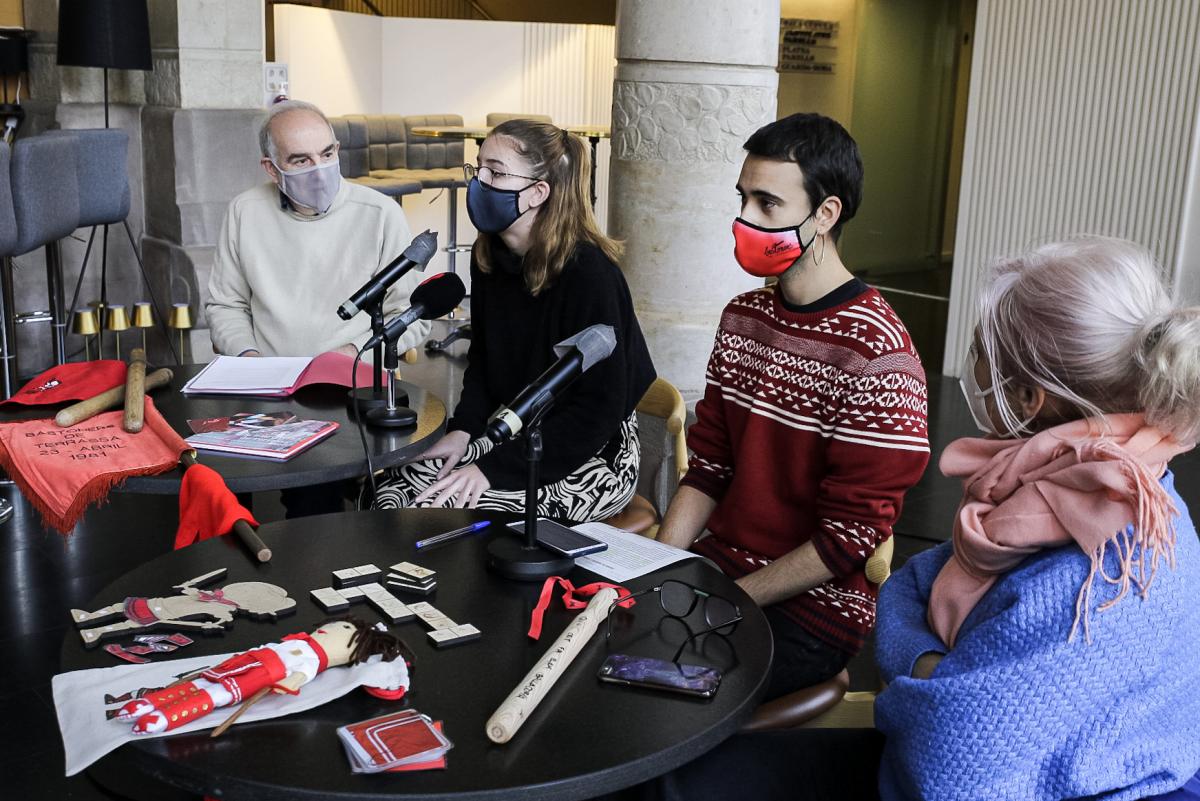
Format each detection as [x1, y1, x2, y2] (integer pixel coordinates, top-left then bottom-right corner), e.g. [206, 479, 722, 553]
[683, 283, 929, 656]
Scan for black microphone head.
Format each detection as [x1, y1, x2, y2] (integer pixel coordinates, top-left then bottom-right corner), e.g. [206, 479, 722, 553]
[554, 324, 616, 371]
[411, 272, 467, 320]
[403, 229, 439, 270]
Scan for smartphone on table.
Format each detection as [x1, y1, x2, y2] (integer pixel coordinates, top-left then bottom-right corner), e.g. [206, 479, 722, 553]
[508, 519, 608, 557]
[597, 653, 722, 699]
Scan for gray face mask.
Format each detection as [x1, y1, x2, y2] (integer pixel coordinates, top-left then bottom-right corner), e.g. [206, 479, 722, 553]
[272, 159, 341, 215]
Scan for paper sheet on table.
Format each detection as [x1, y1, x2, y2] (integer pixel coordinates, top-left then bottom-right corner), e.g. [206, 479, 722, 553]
[53, 649, 409, 776]
[571, 522, 698, 582]
[182, 355, 311, 394]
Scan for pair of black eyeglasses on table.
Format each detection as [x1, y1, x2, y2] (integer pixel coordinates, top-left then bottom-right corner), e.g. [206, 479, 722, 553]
[605, 579, 743, 665]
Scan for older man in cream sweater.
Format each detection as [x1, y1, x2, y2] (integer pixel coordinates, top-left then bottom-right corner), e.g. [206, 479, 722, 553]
[207, 100, 429, 359]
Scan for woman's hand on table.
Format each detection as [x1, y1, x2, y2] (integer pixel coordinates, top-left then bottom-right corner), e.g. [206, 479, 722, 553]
[419, 431, 472, 480]
[413, 463, 491, 508]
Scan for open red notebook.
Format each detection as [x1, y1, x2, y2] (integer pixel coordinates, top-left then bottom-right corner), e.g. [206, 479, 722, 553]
[181, 352, 374, 397]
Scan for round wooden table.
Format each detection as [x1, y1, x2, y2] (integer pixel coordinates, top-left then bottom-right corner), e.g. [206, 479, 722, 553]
[409, 125, 493, 146]
[60, 509, 773, 800]
[0, 364, 446, 494]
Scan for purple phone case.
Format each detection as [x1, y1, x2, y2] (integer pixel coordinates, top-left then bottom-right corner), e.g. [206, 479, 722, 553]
[598, 653, 721, 697]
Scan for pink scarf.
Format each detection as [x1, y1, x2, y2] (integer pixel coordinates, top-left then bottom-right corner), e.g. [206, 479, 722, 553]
[927, 414, 1191, 648]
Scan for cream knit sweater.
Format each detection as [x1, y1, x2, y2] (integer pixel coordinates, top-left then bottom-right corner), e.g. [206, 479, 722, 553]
[206, 181, 431, 359]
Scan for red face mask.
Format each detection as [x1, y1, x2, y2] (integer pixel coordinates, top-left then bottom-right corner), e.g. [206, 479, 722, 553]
[731, 215, 816, 277]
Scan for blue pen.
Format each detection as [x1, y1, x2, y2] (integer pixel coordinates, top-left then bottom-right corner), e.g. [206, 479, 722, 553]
[415, 520, 492, 550]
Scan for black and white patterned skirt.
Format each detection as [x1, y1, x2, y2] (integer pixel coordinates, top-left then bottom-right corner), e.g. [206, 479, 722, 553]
[372, 414, 640, 523]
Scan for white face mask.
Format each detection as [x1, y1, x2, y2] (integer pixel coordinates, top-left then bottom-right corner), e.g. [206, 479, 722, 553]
[959, 345, 1034, 437]
[272, 158, 341, 215]
[959, 349, 1000, 435]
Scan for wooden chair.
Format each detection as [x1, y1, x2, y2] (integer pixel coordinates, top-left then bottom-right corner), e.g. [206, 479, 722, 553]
[741, 535, 894, 731]
[601, 377, 688, 536]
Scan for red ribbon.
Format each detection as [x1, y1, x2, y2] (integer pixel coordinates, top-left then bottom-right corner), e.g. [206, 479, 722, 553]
[527, 575, 635, 640]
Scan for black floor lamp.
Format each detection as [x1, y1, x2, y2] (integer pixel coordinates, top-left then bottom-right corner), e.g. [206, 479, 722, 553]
[54, 1, 177, 365]
[56, 0, 152, 129]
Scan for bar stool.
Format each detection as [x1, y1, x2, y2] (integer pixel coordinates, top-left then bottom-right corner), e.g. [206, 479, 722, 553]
[9, 133, 80, 368]
[46, 128, 178, 364]
[0, 144, 12, 523]
[0, 141, 19, 398]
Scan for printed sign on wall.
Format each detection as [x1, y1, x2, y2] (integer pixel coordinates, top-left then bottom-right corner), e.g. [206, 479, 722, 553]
[779, 18, 839, 74]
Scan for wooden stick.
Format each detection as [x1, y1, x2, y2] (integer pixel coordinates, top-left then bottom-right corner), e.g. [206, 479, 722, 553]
[210, 687, 271, 738]
[122, 348, 148, 433]
[486, 587, 617, 744]
[54, 367, 173, 428]
[179, 451, 272, 562]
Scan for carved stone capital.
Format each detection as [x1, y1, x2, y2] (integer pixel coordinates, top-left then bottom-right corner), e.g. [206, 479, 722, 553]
[612, 81, 777, 164]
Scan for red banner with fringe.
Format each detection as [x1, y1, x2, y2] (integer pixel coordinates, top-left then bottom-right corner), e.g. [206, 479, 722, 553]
[0, 398, 188, 533]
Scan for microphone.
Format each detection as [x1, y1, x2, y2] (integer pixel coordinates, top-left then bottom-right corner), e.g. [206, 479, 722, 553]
[338, 229, 438, 320]
[363, 272, 466, 350]
[485, 324, 617, 444]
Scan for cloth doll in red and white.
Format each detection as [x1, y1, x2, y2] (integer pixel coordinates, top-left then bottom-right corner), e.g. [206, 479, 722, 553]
[116, 619, 410, 734]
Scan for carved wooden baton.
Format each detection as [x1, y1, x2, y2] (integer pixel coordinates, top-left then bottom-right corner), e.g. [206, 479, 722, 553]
[122, 348, 148, 433]
[486, 587, 617, 744]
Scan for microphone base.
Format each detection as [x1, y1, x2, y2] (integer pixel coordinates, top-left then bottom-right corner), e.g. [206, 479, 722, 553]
[486, 534, 575, 581]
[364, 405, 418, 429]
[347, 386, 409, 418]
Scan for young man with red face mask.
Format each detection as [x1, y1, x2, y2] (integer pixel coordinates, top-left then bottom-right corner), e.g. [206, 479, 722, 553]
[656, 113, 930, 700]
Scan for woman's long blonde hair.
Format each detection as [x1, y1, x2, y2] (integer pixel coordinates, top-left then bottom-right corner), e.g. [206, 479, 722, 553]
[474, 119, 622, 295]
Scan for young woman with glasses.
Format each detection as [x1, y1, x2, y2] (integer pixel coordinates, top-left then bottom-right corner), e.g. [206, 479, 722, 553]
[373, 120, 655, 522]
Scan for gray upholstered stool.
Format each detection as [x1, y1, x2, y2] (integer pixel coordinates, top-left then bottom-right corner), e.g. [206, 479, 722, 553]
[10, 133, 80, 367]
[45, 128, 178, 364]
[0, 141, 20, 398]
[0, 145, 12, 521]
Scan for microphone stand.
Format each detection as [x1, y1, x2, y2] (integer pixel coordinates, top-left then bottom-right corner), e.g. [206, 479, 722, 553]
[486, 413, 575, 580]
[364, 334, 418, 428]
[346, 299, 408, 416]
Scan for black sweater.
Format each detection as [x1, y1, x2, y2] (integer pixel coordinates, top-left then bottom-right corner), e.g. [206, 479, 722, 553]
[447, 241, 656, 489]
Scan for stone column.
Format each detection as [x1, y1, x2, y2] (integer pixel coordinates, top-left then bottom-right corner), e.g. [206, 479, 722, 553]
[610, 0, 779, 398]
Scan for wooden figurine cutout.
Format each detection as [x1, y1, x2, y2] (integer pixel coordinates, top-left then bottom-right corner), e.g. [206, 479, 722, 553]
[71, 580, 296, 647]
[114, 619, 409, 734]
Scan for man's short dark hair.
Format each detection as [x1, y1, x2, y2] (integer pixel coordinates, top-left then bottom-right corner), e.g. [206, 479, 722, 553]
[743, 113, 863, 238]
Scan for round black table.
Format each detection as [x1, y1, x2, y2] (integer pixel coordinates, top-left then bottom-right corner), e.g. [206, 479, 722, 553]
[3, 364, 446, 493]
[60, 509, 773, 800]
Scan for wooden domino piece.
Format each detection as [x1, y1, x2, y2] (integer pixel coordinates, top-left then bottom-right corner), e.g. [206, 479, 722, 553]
[331, 564, 383, 589]
[386, 572, 435, 587]
[428, 623, 481, 648]
[371, 596, 415, 624]
[386, 578, 437, 596]
[310, 588, 350, 612]
[320, 582, 414, 624]
[408, 601, 456, 631]
[389, 561, 437, 584]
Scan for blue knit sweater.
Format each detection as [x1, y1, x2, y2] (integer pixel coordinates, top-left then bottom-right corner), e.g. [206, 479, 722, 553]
[875, 472, 1200, 801]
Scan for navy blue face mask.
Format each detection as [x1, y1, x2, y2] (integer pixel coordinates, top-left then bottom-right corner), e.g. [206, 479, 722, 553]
[466, 176, 536, 234]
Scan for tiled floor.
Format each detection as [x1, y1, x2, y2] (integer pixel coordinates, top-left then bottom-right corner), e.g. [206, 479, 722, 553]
[8, 328, 1200, 798]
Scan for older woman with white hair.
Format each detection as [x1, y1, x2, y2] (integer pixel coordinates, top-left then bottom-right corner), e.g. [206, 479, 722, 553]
[635, 236, 1200, 801]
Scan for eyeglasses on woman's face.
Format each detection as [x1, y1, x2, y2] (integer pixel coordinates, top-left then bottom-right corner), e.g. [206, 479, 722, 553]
[463, 163, 539, 187]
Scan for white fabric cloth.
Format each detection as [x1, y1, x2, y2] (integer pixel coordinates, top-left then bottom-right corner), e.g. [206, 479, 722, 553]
[206, 181, 431, 359]
[53, 649, 410, 776]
